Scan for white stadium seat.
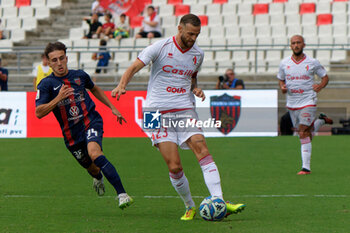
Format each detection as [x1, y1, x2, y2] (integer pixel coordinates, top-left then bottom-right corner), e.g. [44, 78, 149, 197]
[190, 4, 205, 15]
[301, 14, 316, 26]
[215, 51, 231, 61]
[223, 15, 238, 26]
[22, 17, 37, 30]
[256, 25, 271, 38]
[234, 60, 250, 73]
[237, 3, 252, 16]
[208, 15, 222, 26]
[161, 16, 176, 27]
[31, 0, 47, 7]
[158, 5, 174, 16]
[333, 14, 347, 25]
[222, 3, 236, 16]
[239, 15, 254, 26]
[269, 3, 284, 15]
[5, 18, 22, 30]
[287, 25, 302, 37]
[255, 14, 269, 26]
[240, 25, 255, 39]
[47, 0, 62, 8]
[331, 50, 347, 62]
[18, 6, 34, 18]
[285, 14, 300, 26]
[35, 6, 50, 19]
[1, 0, 15, 7]
[316, 2, 331, 14]
[284, 2, 299, 15]
[225, 27, 240, 38]
[332, 2, 347, 14]
[206, 4, 221, 16]
[302, 25, 317, 37]
[270, 14, 285, 26]
[2, 7, 18, 19]
[10, 29, 25, 42]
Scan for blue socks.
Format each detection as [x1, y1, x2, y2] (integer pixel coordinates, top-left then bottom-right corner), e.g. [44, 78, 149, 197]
[94, 155, 126, 194]
[88, 171, 103, 180]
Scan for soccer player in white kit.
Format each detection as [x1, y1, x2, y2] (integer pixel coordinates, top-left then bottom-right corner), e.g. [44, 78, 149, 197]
[277, 35, 329, 175]
[111, 14, 245, 220]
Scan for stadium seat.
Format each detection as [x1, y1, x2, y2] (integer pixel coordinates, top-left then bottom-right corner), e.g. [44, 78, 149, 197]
[217, 60, 233, 74]
[47, 0, 62, 8]
[240, 25, 255, 38]
[119, 38, 135, 51]
[211, 38, 227, 47]
[319, 36, 333, 45]
[161, 15, 176, 27]
[130, 16, 143, 28]
[69, 28, 85, 40]
[215, 51, 231, 61]
[232, 50, 247, 61]
[158, 5, 174, 16]
[183, 0, 196, 4]
[22, 17, 37, 30]
[333, 13, 347, 25]
[234, 60, 250, 73]
[256, 25, 271, 38]
[299, 3, 315, 15]
[257, 37, 273, 45]
[265, 50, 281, 61]
[5, 18, 22, 29]
[190, 4, 205, 15]
[316, 2, 331, 14]
[304, 36, 318, 47]
[206, 4, 221, 16]
[174, 4, 190, 16]
[255, 14, 269, 26]
[153, 0, 167, 5]
[270, 14, 285, 25]
[317, 14, 332, 26]
[213, 0, 228, 4]
[2, 7, 18, 19]
[286, 14, 300, 26]
[1, 0, 15, 7]
[208, 15, 222, 26]
[196, 37, 211, 46]
[31, 0, 46, 7]
[302, 25, 317, 37]
[16, 0, 30, 7]
[248, 50, 264, 62]
[331, 50, 347, 62]
[333, 24, 347, 37]
[18, 6, 34, 18]
[239, 15, 254, 25]
[266, 59, 280, 73]
[201, 60, 216, 74]
[334, 36, 347, 45]
[316, 50, 331, 61]
[72, 39, 88, 51]
[225, 27, 240, 38]
[237, 3, 252, 16]
[34, 6, 50, 19]
[253, 4, 268, 15]
[226, 37, 242, 46]
[88, 39, 100, 51]
[10, 28, 25, 42]
[301, 13, 316, 26]
[135, 38, 150, 47]
[164, 27, 178, 37]
[222, 3, 236, 15]
[168, 0, 182, 4]
[284, 2, 299, 15]
[273, 0, 288, 2]
[210, 26, 225, 38]
[223, 15, 238, 26]
[114, 51, 130, 63]
[332, 2, 347, 14]
[242, 37, 257, 49]
[269, 3, 284, 15]
[318, 25, 332, 37]
[273, 36, 288, 46]
[198, 15, 208, 26]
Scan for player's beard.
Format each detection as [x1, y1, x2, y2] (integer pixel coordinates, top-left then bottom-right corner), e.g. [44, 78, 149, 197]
[181, 34, 195, 49]
[293, 49, 303, 57]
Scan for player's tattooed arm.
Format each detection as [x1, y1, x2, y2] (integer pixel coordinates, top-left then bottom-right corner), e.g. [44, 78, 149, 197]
[35, 84, 74, 119]
[313, 75, 329, 93]
[112, 59, 145, 100]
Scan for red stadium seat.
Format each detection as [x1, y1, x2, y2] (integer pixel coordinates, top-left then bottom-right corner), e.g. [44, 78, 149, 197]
[317, 14, 332, 26]
[168, 0, 183, 4]
[253, 4, 269, 15]
[144, 0, 152, 4]
[300, 3, 316, 14]
[213, 0, 228, 4]
[174, 4, 190, 16]
[16, 0, 30, 7]
[130, 16, 144, 28]
[333, 0, 348, 1]
[198, 15, 208, 26]
[273, 0, 288, 2]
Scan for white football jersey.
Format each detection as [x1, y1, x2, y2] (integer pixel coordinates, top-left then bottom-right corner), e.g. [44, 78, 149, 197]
[277, 54, 327, 109]
[138, 36, 204, 110]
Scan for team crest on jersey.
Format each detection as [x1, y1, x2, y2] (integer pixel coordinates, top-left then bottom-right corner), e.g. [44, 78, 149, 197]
[287, 66, 290, 69]
[210, 94, 241, 135]
[74, 77, 81, 86]
[193, 56, 197, 65]
[305, 65, 309, 71]
[167, 53, 173, 58]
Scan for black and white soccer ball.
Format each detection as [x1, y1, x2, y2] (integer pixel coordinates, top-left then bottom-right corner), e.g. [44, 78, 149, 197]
[199, 196, 227, 221]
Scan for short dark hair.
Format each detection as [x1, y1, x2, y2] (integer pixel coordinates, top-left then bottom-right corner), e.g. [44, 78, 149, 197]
[106, 13, 112, 19]
[147, 5, 155, 11]
[179, 14, 201, 27]
[100, 39, 107, 46]
[44, 42, 67, 59]
[120, 13, 126, 18]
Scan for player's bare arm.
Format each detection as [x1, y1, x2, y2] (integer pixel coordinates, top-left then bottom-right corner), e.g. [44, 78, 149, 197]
[313, 75, 329, 93]
[0, 71, 7, 81]
[35, 84, 74, 119]
[191, 75, 205, 101]
[90, 85, 126, 124]
[279, 80, 287, 94]
[111, 59, 145, 100]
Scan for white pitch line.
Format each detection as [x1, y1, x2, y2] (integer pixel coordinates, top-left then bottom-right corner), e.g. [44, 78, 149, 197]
[3, 194, 349, 199]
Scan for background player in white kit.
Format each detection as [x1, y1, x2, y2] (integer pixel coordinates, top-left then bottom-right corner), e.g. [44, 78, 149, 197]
[111, 14, 245, 220]
[278, 35, 330, 175]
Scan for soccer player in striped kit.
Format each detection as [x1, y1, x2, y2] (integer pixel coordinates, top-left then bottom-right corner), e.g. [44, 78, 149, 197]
[112, 14, 245, 220]
[278, 35, 330, 175]
[35, 42, 133, 209]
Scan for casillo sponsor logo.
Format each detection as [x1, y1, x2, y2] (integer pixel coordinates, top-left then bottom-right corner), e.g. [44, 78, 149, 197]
[166, 86, 186, 94]
[290, 89, 305, 94]
[162, 65, 194, 77]
[286, 75, 310, 81]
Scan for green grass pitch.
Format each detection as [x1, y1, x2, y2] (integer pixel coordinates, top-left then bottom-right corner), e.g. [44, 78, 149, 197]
[0, 136, 349, 233]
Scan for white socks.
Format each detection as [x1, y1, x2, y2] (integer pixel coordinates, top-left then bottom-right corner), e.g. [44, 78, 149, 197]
[300, 137, 312, 171]
[199, 155, 223, 199]
[169, 170, 195, 208]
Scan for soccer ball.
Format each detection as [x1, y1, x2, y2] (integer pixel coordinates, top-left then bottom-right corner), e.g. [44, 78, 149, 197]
[199, 196, 227, 221]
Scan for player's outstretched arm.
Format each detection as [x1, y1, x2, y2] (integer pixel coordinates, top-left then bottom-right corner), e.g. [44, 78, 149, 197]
[191, 75, 206, 101]
[279, 80, 287, 94]
[35, 84, 74, 119]
[90, 85, 126, 124]
[313, 75, 329, 93]
[111, 59, 145, 100]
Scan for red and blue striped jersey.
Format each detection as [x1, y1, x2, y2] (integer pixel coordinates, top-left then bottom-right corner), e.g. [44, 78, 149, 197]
[36, 70, 102, 146]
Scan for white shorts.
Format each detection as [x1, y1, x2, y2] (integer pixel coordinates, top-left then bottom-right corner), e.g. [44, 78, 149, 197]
[150, 109, 204, 150]
[288, 106, 316, 128]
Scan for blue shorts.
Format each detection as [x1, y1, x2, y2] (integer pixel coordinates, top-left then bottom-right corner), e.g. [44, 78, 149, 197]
[66, 119, 104, 168]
